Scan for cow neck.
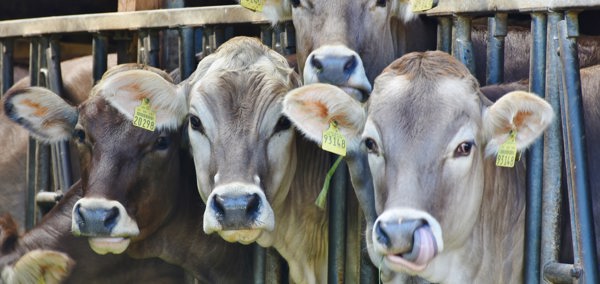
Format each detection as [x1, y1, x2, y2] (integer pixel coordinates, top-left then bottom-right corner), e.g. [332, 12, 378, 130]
[268, 136, 330, 284]
[125, 149, 254, 283]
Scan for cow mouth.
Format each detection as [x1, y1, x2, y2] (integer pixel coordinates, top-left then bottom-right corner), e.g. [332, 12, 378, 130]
[339, 86, 370, 103]
[88, 237, 131, 255]
[219, 229, 263, 245]
[384, 225, 438, 272]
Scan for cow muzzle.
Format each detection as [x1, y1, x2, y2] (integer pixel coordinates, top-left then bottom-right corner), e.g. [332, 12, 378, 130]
[372, 209, 443, 272]
[303, 45, 372, 103]
[203, 182, 275, 244]
[71, 198, 140, 255]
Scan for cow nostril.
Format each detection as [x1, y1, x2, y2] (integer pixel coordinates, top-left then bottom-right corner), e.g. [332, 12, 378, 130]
[104, 207, 119, 229]
[212, 195, 226, 217]
[311, 56, 323, 72]
[246, 193, 260, 217]
[74, 204, 85, 226]
[343, 55, 357, 73]
[375, 222, 391, 248]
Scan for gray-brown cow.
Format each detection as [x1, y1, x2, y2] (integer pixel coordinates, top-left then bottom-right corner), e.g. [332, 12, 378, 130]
[1, 64, 253, 283]
[183, 36, 330, 283]
[283, 51, 554, 283]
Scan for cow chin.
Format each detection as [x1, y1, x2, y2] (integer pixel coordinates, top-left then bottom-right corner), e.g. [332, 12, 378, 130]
[88, 237, 131, 255]
[218, 229, 263, 245]
[370, 208, 444, 274]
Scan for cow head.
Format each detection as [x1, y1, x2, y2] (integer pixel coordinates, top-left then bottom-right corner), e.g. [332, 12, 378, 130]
[283, 51, 554, 281]
[184, 37, 301, 245]
[2, 65, 188, 255]
[259, 0, 423, 102]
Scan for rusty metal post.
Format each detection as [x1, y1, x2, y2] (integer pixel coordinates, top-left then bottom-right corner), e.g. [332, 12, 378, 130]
[558, 12, 599, 284]
[1, 38, 14, 95]
[486, 13, 507, 85]
[525, 12, 547, 284]
[453, 15, 475, 75]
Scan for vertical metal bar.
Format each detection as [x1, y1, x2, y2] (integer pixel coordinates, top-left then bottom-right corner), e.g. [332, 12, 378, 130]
[93, 34, 108, 84]
[179, 27, 195, 81]
[253, 244, 265, 284]
[25, 38, 40, 230]
[265, 248, 284, 284]
[328, 157, 347, 283]
[437, 17, 452, 54]
[138, 30, 148, 65]
[486, 13, 507, 85]
[344, 188, 361, 284]
[146, 30, 160, 67]
[453, 16, 475, 75]
[283, 21, 296, 56]
[558, 12, 599, 283]
[35, 37, 52, 216]
[115, 31, 134, 65]
[541, 11, 567, 284]
[260, 25, 273, 48]
[524, 12, 547, 284]
[1, 38, 14, 95]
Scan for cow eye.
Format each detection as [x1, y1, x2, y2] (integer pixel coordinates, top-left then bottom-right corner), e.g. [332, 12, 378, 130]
[273, 116, 292, 134]
[375, 0, 387, 7]
[189, 115, 205, 135]
[290, 0, 301, 8]
[73, 129, 86, 143]
[364, 137, 379, 154]
[154, 136, 171, 150]
[454, 141, 474, 157]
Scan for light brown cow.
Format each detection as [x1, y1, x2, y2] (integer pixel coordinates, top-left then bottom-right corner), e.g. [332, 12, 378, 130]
[183, 36, 329, 283]
[283, 51, 554, 283]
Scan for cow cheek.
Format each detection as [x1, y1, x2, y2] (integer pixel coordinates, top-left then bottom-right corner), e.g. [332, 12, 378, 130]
[265, 133, 295, 208]
[189, 133, 212, 202]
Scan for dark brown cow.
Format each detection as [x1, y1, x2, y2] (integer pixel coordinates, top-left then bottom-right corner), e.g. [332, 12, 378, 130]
[283, 51, 555, 283]
[1, 64, 253, 283]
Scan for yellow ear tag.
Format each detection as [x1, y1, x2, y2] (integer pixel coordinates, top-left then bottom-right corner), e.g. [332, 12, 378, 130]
[496, 130, 518, 168]
[133, 98, 156, 131]
[240, 0, 265, 12]
[322, 121, 347, 157]
[412, 0, 434, 12]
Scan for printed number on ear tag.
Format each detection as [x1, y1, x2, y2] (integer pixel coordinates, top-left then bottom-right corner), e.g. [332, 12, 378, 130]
[322, 121, 346, 157]
[133, 98, 156, 132]
[412, 0, 434, 12]
[240, 0, 265, 11]
[496, 130, 518, 168]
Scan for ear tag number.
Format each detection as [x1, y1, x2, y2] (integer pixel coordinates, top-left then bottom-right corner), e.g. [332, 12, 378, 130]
[133, 98, 156, 132]
[496, 130, 518, 168]
[412, 0, 434, 12]
[322, 121, 347, 157]
[240, 0, 265, 11]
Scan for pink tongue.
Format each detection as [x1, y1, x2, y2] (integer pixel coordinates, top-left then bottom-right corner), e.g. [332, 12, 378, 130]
[412, 226, 437, 266]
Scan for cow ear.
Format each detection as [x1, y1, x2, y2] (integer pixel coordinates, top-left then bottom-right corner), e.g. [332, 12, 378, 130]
[3, 87, 78, 143]
[483, 91, 554, 155]
[391, 0, 418, 22]
[283, 83, 366, 145]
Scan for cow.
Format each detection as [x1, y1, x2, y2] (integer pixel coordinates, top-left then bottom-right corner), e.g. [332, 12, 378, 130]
[0, 54, 117, 230]
[181, 36, 331, 283]
[1, 63, 254, 283]
[283, 50, 555, 283]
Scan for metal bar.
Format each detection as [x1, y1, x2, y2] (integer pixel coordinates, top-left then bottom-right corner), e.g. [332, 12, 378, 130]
[558, 12, 599, 283]
[265, 248, 284, 284]
[93, 33, 108, 84]
[146, 30, 160, 68]
[436, 17, 452, 54]
[544, 262, 576, 284]
[260, 25, 273, 48]
[283, 22, 296, 56]
[35, 37, 52, 214]
[485, 13, 507, 85]
[178, 27, 195, 81]
[452, 16, 475, 75]
[25, 38, 40, 229]
[253, 244, 265, 284]
[328, 157, 347, 283]
[420, 1, 600, 16]
[541, 11, 566, 284]
[1, 39, 14, 95]
[0, 6, 278, 38]
[524, 11, 546, 284]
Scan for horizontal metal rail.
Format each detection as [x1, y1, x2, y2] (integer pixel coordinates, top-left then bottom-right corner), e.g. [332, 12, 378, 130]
[0, 5, 281, 38]
[423, 0, 600, 16]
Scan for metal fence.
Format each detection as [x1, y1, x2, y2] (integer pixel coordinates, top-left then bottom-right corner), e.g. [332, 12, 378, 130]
[1, 1, 600, 283]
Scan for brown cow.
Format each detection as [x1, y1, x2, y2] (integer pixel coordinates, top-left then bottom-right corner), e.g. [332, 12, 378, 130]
[0, 54, 117, 230]
[1, 64, 253, 283]
[283, 51, 554, 283]
[183, 36, 330, 283]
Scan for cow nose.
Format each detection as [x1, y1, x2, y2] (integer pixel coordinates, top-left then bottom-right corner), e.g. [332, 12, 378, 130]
[310, 54, 357, 86]
[74, 204, 120, 236]
[374, 219, 425, 254]
[211, 193, 260, 229]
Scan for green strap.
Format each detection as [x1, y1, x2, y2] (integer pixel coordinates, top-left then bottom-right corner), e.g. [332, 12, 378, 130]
[315, 155, 344, 209]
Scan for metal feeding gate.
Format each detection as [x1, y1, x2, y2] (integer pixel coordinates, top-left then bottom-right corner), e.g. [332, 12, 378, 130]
[1, 1, 600, 283]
